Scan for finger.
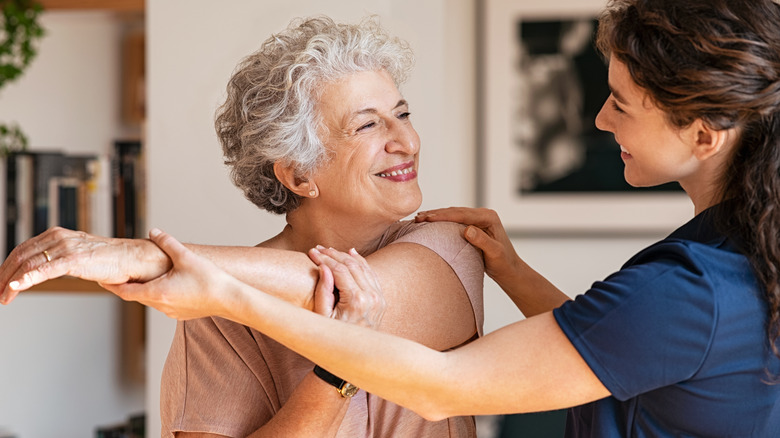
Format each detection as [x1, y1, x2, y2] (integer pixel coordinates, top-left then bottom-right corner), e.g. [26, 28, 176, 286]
[313, 265, 336, 316]
[0, 233, 51, 298]
[462, 225, 499, 253]
[464, 224, 514, 262]
[103, 281, 176, 319]
[103, 281, 143, 303]
[415, 207, 497, 228]
[315, 251, 364, 299]
[349, 248, 382, 291]
[307, 246, 325, 266]
[148, 228, 189, 263]
[316, 248, 373, 292]
[6, 252, 74, 291]
[2, 249, 72, 304]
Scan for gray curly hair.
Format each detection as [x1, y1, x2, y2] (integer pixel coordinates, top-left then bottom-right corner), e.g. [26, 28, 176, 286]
[215, 16, 415, 214]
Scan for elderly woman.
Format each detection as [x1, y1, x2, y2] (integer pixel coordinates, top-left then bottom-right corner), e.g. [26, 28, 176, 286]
[0, 17, 484, 437]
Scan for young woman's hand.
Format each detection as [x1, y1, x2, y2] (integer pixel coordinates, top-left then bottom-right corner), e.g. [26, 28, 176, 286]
[102, 229, 236, 320]
[415, 207, 523, 287]
[308, 246, 386, 329]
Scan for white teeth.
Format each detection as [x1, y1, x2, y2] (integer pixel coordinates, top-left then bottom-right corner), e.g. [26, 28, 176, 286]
[378, 167, 413, 178]
[620, 145, 629, 154]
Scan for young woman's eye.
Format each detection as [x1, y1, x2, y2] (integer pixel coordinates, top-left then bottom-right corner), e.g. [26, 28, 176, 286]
[611, 99, 625, 114]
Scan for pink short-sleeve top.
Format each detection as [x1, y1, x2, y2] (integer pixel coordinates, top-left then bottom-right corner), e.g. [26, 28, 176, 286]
[160, 220, 485, 437]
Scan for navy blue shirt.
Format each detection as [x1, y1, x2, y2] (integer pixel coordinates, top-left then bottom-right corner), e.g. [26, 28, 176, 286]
[554, 205, 780, 437]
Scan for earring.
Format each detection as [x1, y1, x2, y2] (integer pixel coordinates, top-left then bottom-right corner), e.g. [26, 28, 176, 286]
[309, 190, 317, 197]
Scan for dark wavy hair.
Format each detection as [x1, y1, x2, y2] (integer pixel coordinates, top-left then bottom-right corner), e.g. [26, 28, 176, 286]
[597, 0, 780, 368]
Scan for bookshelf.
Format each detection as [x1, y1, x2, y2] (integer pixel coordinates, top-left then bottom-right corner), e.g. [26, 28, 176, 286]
[0, 7, 147, 438]
[2, 6, 146, 295]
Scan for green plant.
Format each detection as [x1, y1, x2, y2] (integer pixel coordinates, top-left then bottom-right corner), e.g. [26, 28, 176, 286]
[0, 0, 45, 156]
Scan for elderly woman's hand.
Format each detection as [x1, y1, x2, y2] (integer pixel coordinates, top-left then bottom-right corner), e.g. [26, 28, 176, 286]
[0, 227, 171, 305]
[308, 246, 386, 330]
[101, 229, 236, 320]
[415, 207, 523, 287]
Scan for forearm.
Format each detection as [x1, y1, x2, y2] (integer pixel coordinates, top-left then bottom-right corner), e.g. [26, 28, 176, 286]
[496, 258, 570, 318]
[186, 244, 318, 310]
[190, 241, 477, 351]
[247, 372, 350, 438]
[223, 282, 607, 420]
[221, 280, 453, 420]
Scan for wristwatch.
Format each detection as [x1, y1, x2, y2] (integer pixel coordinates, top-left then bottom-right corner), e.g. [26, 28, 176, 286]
[313, 365, 359, 398]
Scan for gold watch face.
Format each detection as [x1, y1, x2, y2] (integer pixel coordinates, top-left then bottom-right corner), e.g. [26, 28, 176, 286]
[340, 382, 359, 398]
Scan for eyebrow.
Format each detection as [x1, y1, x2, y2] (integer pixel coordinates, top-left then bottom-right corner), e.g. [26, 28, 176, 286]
[354, 99, 408, 116]
[608, 83, 627, 105]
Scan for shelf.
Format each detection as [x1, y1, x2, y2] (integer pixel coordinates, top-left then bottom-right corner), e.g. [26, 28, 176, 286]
[28, 277, 107, 293]
[38, 0, 144, 12]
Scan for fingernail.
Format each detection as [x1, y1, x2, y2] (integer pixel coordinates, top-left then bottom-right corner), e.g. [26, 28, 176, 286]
[316, 245, 325, 250]
[465, 227, 476, 239]
[149, 228, 161, 238]
[9, 281, 21, 290]
[349, 248, 358, 255]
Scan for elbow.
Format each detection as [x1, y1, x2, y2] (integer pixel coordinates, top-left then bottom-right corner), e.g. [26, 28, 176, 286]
[419, 409, 450, 422]
[410, 396, 457, 422]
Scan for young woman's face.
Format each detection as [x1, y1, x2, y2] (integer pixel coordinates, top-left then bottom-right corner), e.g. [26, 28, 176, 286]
[595, 56, 700, 188]
[313, 70, 422, 223]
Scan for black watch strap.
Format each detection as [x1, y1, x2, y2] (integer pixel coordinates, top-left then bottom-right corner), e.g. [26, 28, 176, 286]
[313, 365, 359, 398]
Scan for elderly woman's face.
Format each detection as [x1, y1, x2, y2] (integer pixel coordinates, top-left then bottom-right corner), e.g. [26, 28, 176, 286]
[314, 70, 422, 223]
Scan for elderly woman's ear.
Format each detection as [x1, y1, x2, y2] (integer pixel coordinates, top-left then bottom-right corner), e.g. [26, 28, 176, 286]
[273, 161, 319, 198]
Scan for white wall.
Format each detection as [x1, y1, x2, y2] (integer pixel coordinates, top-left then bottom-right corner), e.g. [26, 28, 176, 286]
[0, 12, 144, 438]
[144, 0, 672, 434]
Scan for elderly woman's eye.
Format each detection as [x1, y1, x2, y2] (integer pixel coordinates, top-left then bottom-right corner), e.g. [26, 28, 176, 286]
[357, 122, 376, 131]
[398, 112, 411, 120]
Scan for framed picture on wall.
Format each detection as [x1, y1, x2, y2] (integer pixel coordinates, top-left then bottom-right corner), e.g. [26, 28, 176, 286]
[479, 0, 692, 235]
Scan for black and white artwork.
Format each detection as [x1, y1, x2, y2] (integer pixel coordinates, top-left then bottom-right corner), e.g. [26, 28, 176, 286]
[480, 0, 690, 235]
[512, 18, 679, 194]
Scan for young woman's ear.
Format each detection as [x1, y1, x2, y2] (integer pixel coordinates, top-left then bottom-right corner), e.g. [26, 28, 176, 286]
[273, 161, 319, 198]
[690, 119, 735, 161]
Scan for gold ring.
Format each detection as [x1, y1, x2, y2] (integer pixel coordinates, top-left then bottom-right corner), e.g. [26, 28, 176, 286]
[42, 250, 51, 263]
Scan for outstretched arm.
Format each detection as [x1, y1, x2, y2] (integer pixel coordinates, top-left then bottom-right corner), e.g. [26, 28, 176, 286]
[0, 227, 317, 309]
[0, 226, 474, 351]
[110, 229, 609, 419]
[417, 207, 569, 317]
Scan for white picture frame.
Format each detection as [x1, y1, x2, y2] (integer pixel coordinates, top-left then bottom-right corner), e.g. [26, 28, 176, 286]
[480, 0, 693, 235]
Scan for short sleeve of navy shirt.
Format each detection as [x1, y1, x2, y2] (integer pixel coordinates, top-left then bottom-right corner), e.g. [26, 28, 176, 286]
[553, 205, 780, 437]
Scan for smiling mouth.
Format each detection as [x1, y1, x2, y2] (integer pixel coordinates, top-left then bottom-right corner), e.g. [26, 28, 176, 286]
[376, 167, 415, 178]
[619, 145, 631, 156]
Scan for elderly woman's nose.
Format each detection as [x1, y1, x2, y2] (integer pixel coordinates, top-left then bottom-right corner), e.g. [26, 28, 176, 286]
[385, 124, 419, 154]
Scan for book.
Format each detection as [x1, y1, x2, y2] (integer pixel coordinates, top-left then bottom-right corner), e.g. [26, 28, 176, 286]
[88, 155, 113, 237]
[3, 151, 111, 256]
[5, 152, 35, 256]
[113, 141, 143, 238]
[31, 151, 67, 236]
[48, 176, 83, 231]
